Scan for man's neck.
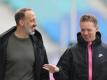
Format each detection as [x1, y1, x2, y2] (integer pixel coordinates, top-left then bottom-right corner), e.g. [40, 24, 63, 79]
[15, 26, 29, 39]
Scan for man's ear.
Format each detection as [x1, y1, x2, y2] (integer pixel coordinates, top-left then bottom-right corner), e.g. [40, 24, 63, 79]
[19, 20, 24, 26]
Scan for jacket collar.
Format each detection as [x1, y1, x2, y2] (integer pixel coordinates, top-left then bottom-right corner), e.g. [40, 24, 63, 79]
[0, 26, 42, 41]
[77, 31, 102, 47]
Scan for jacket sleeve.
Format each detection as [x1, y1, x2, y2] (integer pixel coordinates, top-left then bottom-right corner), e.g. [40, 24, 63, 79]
[0, 35, 2, 49]
[53, 48, 73, 80]
[40, 42, 49, 80]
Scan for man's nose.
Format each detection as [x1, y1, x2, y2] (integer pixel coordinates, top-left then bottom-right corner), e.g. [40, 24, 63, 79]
[84, 31, 88, 35]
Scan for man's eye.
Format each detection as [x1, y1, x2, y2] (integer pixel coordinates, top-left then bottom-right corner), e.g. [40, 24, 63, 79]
[87, 29, 91, 32]
[81, 30, 85, 32]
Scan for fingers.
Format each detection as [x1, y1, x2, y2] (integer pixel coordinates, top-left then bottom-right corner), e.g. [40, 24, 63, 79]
[43, 64, 56, 69]
[43, 64, 57, 73]
[43, 64, 55, 67]
[43, 66, 49, 71]
[43, 64, 51, 70]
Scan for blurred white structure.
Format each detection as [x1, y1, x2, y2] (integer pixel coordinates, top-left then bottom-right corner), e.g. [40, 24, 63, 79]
[0, 1, 15, 34]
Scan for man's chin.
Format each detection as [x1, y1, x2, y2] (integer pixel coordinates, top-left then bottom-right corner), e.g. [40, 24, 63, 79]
[29, 31, 35, 35]
[84, 39, 91, 42]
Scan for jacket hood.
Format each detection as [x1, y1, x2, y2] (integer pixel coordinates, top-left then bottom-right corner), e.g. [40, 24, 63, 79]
[77, 31, 101, 46]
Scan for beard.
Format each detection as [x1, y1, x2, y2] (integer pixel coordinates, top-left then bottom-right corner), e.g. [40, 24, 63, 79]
[25, 26, 35, 35]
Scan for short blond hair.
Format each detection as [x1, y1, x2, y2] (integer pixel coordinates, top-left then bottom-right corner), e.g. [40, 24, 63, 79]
[80, 14, 98, 26]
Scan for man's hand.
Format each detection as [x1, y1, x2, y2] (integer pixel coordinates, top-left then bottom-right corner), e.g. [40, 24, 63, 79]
[43, 64, 59, 73]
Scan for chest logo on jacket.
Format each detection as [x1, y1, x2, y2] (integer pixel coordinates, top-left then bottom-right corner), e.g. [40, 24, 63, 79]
[98, 54, 103, 58]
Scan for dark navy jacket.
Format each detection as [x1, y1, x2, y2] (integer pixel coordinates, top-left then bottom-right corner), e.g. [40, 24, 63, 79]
[54, 32, 107, 80]
[0, 26, 49, 80]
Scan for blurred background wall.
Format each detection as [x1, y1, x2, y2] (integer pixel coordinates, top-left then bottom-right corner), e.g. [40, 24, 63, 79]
[0, 0, 107, 64]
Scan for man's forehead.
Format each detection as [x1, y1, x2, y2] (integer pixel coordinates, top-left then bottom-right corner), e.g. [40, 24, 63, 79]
[25, 10, 36, 18]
